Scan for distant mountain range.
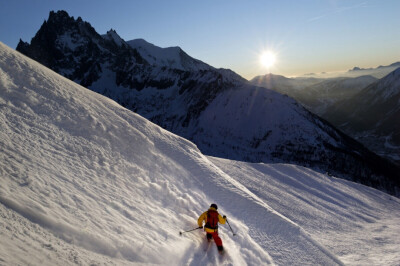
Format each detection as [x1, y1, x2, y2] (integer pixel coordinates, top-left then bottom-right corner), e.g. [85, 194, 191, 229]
[300, 62, 399, 79]
[349, 62, 400, 72]
[324, 68, 400, 163]
[251, 74, 378, 115]
[251, 69, 400, 165]
[16, 10, 400, 195]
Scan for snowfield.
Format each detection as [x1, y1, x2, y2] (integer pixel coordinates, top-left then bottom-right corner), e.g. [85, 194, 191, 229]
[1, 42, 399, 265]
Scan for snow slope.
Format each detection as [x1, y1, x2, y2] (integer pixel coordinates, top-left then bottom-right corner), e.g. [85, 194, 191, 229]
[1, 42, 399, 265]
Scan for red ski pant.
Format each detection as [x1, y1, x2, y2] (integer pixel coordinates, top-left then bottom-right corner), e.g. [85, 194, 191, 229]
[206, 231, 223, 247]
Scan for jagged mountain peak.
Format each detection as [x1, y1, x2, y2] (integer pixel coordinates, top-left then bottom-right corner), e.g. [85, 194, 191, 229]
[39, 10, 97, 40]
[16, 10, 150, 87]
[17, 10, 102, 70]
[48, 10, 75, 23]
[102, 28, 127, 47]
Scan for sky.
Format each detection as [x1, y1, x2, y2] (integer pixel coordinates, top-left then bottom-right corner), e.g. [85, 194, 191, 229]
[1, 0, 400, 79]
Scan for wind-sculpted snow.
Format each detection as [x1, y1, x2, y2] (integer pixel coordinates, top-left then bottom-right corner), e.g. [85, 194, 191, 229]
[1, 42, 400, 265]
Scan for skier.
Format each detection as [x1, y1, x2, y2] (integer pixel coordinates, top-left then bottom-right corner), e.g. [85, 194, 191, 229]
[197, 203, 227, 252]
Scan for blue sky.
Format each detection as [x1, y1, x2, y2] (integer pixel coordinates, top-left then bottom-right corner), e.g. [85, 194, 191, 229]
[1, 0, 399, 78]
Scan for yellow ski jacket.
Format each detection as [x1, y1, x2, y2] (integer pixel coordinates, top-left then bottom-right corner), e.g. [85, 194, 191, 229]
[197, 207, 226, 233]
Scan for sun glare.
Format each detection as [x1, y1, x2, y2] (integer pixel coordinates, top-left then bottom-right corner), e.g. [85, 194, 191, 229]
[260, 51, 276, 68]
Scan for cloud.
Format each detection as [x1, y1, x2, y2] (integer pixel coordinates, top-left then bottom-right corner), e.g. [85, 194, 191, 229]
[308, 1, 368, 22]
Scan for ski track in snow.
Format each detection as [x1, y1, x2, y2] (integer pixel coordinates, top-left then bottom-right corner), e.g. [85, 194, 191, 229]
[1, 42, 400, 265]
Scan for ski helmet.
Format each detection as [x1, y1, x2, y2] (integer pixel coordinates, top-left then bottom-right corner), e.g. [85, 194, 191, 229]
[210, 203, 218, 209]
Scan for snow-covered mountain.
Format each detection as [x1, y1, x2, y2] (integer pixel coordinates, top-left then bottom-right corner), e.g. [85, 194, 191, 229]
[324, 67, 400, 164]
[127, 38, 211, 71]
[2, 41, 400, 266]
[16, 10, 400, 196]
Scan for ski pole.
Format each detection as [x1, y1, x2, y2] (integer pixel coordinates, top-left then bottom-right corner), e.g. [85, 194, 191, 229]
[226, 219, 236, 236]
[179, 227, 202, 236]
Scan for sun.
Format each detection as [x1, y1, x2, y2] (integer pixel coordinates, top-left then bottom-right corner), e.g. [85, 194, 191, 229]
[260, 51, 276, 68]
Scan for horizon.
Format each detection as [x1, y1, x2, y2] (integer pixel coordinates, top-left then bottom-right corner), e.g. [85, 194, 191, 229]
[1, 0, 400, 79]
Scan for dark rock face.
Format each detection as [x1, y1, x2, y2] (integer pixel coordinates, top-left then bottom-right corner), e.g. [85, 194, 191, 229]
[17, 10, 400, 196]
[17, 11, 148, 89]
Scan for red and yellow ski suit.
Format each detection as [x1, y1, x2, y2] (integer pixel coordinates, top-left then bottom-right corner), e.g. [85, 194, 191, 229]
[197, 207, 226, 248]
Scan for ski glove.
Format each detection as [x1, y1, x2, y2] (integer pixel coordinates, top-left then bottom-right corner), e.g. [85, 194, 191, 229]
[223, 215, 227, 219]
[198, 226, 203, 229]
